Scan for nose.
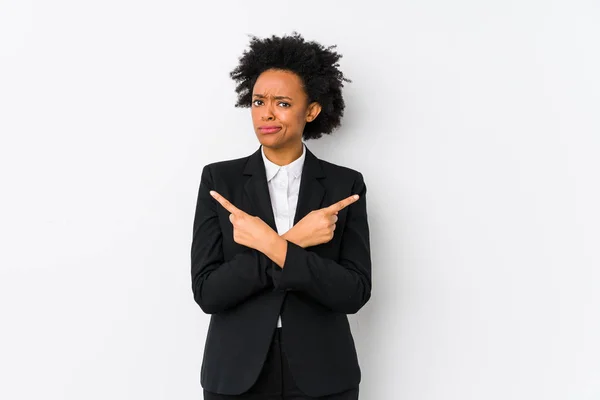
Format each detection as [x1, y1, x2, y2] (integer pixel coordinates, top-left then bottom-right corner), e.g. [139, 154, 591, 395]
[261, 103, 275, 121]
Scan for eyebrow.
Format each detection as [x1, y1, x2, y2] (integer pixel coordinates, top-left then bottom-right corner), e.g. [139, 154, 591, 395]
[252, 94, 293, 101]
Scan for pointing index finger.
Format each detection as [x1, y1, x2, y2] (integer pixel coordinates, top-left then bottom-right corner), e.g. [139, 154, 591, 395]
[328, 194, 360, 213]
[210, 190, 241, 214]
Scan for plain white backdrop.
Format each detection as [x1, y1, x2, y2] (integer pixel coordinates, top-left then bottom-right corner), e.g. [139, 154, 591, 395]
[1, 1, 599, 399]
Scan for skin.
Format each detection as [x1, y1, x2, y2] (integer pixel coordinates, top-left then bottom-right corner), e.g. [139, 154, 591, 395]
[210, 190, 359, 267]
[209, 68, 359, 268]
[251, 68, 321, 166]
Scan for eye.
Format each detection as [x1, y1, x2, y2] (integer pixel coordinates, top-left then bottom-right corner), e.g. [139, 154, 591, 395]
[278, 102, 290, 107]
[252, 99, 263, 106]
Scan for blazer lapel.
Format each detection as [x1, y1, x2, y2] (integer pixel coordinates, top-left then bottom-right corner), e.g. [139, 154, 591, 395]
[243, 147, 277, 231]
[293, 145, 326, 225]
[242, 144, 326, 232]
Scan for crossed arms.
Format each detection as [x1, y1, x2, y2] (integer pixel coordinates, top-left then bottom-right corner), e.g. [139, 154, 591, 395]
[191, 165, 372, 314]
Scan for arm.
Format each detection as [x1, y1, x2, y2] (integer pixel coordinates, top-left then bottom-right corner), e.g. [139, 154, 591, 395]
[191, 165, 272, 314]
[266, 173, 372, 314]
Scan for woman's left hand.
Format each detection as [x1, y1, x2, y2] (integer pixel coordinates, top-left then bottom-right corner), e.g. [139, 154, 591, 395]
[209, 190, 277, 253]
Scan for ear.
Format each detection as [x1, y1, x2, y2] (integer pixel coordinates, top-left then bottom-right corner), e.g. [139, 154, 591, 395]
[305, 101, 322, 123]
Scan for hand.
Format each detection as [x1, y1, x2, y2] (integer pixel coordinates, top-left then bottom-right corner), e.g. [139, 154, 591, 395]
[283, 194, 360, 248]
[210, 190, 278, 253]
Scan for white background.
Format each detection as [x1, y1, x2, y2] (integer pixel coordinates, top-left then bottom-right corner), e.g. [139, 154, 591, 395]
[1, 1, 599, 399]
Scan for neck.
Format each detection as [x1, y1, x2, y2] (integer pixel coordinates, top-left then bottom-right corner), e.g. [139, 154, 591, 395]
[263, 141, 303, 166]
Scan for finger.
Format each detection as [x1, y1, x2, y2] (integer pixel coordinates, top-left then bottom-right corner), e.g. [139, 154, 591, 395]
[229, 213, 240, 225]
[327, 194, 359, 213]
[210, 190, 241, 215]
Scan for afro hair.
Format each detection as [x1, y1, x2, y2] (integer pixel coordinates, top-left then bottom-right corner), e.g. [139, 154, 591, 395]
[229, 32, 351, 140]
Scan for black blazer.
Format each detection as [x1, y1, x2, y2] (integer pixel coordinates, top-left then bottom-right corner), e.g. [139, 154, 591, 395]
[191, 144, 372, 397]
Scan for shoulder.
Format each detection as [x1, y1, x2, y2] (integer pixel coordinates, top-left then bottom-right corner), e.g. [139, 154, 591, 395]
[318, 158, 366, 186]
[316, 157, 368, 205]
[317, 157, 367, 196]
[200, 154, 250, 179]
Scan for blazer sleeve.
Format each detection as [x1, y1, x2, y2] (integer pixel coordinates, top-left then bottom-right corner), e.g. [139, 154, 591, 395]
[191, 164, 273, 314]
[272, 172, 372, 314]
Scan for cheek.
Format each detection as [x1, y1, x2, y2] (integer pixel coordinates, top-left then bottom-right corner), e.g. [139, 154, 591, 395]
[251, 108, 266, 125]
[281, 109, 305, 126]
[295, 110, 308, 126]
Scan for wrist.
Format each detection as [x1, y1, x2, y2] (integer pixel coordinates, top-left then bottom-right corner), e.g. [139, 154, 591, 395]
[257, 230, 279, 254]
[282, 229, 303, 248]
[263, 233, 288, 268]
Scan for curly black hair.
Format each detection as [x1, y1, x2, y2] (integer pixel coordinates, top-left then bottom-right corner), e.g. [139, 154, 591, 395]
[229, 32, 351, 140]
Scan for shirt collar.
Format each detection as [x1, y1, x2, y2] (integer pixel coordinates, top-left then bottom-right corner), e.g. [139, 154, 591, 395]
[261, 143, 306, 182]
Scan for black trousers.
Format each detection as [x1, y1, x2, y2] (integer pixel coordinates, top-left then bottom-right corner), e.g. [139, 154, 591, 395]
[203, 328, 359, 400]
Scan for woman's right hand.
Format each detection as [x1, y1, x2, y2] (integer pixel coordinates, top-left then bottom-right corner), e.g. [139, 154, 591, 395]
[282, 194, 359, 248]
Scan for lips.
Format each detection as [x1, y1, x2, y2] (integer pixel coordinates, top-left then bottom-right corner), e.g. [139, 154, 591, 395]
[259, 126, 282, 134]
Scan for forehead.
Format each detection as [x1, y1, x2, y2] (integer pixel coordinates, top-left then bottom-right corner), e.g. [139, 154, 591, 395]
[252, 69, 306, 96]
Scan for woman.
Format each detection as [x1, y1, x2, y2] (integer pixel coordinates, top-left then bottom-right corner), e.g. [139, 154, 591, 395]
[191, 32, 372, 400]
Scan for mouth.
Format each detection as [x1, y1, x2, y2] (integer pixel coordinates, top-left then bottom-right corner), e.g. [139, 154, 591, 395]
[258, 126, 282, 134]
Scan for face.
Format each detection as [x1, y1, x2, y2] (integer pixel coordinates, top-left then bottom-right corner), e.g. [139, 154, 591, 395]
[251, 69, 321, 150]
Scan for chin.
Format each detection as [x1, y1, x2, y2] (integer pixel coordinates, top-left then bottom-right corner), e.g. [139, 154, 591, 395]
[256, 135, 282, 149]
